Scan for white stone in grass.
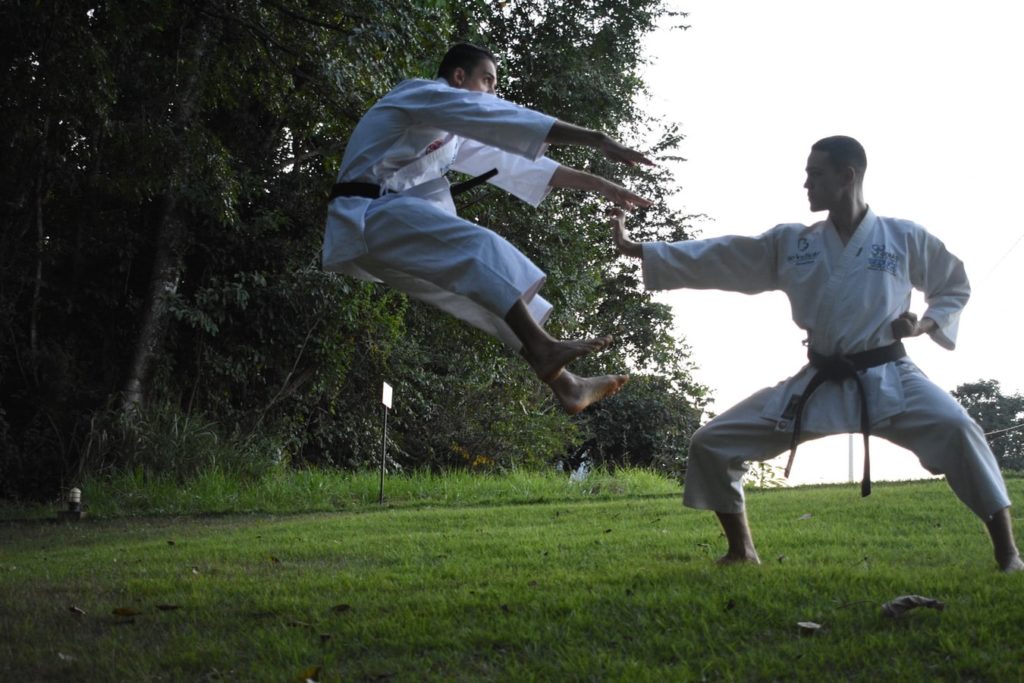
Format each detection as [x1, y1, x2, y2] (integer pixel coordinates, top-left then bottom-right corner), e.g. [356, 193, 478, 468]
[797, 621, 822, 635]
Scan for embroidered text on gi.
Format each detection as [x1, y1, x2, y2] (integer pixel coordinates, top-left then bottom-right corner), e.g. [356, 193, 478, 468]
[867, 243, 898, 276]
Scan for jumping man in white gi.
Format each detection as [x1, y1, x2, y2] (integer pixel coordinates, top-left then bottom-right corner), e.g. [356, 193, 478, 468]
[610, 135, 1023, 572]
[324, 43, 652, 414]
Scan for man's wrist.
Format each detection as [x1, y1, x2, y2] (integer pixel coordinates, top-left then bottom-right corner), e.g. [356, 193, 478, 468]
[619, 239, 643, 259]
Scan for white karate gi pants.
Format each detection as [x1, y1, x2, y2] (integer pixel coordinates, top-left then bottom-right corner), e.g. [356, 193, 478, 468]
[351, 194, 552, 350]
[683, 360, 1011, 521]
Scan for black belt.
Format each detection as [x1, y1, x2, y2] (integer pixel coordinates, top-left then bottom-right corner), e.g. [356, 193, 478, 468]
[328, 168, 498, 202]
[783, 341, 906, 497]
[328, 181, 381, 200]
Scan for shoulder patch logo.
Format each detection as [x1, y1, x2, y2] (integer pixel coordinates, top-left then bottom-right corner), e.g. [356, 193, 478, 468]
[786, 236, 820, 266]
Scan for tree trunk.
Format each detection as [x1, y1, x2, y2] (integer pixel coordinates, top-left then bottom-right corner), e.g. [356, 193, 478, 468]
[120, 21, 213, 411]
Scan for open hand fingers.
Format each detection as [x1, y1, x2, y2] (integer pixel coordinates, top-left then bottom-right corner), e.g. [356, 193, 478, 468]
[623, 188, 653, 207]
[619, 150, 656, 166]
[604, 184, 652, 209]
[602, 139, 656, 167]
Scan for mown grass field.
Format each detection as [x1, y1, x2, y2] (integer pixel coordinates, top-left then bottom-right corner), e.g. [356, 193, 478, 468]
[2, 473, 1022, 681]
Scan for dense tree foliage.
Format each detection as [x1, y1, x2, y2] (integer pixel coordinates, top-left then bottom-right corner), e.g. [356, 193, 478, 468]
[952, 380, 1024, 471]
[1, 0, 706, 499]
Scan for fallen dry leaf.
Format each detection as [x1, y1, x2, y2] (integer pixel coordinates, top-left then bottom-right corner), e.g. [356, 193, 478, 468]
[112, 607, 142, 617]
[68, 605, 86, 616]
[881, 595, 945, 619]
[798, 513, 813, 520]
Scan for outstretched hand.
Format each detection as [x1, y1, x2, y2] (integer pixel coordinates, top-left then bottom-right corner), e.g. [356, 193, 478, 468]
[609, 208, 643, 259]
[600, 179, 653, 210]
[600, 136, 656, 167]
[891, 311, 936, 339]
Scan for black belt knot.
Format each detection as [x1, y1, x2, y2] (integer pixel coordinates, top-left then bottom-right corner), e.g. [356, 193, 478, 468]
[783, 341, 906, 497]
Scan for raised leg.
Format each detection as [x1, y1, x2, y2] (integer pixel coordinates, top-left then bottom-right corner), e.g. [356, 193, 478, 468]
[505, 299, 614, 383]
[503, 299, 627, 413]
[546, 369, 628, 415]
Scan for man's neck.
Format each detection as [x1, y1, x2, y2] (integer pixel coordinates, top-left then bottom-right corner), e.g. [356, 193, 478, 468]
[828, 200, 869, 244]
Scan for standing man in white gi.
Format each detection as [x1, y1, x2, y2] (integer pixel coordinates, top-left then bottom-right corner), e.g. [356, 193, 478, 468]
[324, 42, 652, 414]
[610, 135, 1023, 572]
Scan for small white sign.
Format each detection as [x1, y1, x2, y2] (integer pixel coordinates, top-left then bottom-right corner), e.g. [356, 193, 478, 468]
[381, 382, 393, 409]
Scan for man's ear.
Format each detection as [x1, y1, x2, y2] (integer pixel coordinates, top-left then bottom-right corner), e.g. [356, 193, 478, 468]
[842, 165, 857, 187]
[450, 67, 466, 87]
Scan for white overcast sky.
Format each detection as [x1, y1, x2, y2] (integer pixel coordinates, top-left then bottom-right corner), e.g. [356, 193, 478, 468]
[639, 0, 1024, 484]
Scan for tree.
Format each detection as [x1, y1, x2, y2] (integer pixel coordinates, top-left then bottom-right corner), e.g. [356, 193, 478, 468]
[442, 0, 708, 470]
[952, 380, 1024, 471]
[1, 0, 709, 498]
[0, 0, 451, 496]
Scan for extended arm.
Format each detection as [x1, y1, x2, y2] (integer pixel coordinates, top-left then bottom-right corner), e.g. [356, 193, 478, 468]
[546, 121, 655, 167]
[608, 209, 780, 294]
[550, 166, 651, 210]
[545, 121, 654, 208]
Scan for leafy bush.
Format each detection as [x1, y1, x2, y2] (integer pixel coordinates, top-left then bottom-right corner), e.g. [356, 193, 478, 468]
[577, 373, 707, 480]
[78, 402, 285, 483]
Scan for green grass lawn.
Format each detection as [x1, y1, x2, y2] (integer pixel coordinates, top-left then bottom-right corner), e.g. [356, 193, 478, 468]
[2, 475, 1022, 681]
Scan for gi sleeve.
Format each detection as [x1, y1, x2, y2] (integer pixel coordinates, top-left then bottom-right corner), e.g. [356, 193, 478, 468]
[909, 225, 970, 350]
[641, 229, 780, 294]
[451, 139, 559, 207]
[390, 79, 557, 160]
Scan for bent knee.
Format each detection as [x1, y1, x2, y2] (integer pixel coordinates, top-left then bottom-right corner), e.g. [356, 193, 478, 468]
[689, 423, 719, 460]
[933, 410, 985, 443]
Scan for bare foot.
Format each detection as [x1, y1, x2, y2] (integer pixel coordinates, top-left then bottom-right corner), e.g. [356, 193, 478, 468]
[716, 551, 762, 566]
[548, 370, 628, 415]
[525, 335, 614, 383]
[999, 554, 1024, 573]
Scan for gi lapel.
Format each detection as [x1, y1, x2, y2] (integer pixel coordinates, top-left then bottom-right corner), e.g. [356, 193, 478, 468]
[812, 211, 875, 351]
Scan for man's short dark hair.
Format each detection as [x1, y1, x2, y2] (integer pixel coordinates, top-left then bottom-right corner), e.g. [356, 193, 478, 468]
[437, 42, 496, 80]
[811, 135, 867, 176]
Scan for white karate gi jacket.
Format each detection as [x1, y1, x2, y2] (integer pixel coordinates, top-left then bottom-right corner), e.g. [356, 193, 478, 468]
[642, 209, 970, 434]
[323, 77, 559, 272]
